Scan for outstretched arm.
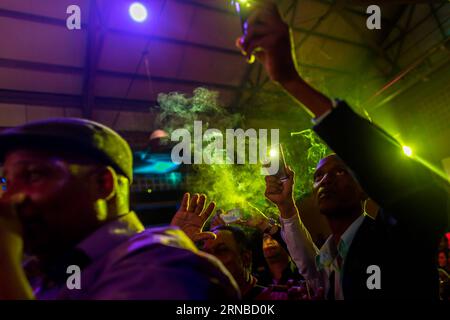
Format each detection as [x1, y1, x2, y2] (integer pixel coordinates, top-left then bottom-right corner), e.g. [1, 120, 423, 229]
[237, 2, 332, 118]
[238, 1, 448, 235]
[265, 167, 322, 285]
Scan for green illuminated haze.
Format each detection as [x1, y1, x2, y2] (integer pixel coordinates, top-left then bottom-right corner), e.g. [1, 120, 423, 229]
[154, 87, 329, 219]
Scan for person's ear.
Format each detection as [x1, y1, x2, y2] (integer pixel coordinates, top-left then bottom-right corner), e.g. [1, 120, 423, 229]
[95, 167, 116, 201]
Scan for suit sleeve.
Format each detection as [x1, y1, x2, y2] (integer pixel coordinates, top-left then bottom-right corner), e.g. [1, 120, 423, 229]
[313, 101, 448, 236]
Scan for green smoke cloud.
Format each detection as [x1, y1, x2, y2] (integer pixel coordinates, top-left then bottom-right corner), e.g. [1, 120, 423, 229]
[154, 88, 329, 218]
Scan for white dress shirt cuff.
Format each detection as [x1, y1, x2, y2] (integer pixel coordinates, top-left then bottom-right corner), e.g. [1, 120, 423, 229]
[311, 98, 338, 125]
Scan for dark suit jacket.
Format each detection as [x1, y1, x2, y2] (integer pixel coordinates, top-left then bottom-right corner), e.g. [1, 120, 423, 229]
[313, 101, 449, 299]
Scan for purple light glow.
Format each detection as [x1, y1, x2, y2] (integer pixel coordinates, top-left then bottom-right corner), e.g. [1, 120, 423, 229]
[129, 2, 148, 23]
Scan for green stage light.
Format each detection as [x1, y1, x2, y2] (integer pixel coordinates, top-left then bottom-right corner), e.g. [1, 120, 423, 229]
[402, 146, 412, 157]
[269, 148, 278, 158]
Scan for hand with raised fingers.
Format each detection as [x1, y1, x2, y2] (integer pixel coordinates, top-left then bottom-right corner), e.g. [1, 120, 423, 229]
[171, 193, 217, 242]
[265, 166, 298, 219]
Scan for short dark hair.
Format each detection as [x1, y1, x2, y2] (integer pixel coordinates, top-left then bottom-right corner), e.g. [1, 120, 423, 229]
[211, 225, 254, 254]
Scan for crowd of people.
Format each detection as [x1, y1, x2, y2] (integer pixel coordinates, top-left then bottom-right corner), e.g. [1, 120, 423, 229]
[0, 2, 448, 300]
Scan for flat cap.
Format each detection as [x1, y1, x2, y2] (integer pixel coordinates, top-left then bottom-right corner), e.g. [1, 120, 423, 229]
[0, 118, 133, 182]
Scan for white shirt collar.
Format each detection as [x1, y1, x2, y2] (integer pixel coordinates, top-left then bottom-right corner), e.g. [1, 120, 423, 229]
[316, 214, 366, 271]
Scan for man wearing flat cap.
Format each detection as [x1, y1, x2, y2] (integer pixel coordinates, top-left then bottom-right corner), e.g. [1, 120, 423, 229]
[0, 118, 239, 300]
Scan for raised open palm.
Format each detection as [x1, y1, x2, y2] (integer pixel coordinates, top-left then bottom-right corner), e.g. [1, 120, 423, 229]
[171, 193, 216, 242]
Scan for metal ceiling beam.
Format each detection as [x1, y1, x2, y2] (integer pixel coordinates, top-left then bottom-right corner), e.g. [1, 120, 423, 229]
[110, 24, 372, 55]
[377, 4, 409, 46]
[82, 0, 100, 119]
[291, 25, 370, 49]
[0, 51, 355, 79]
[0, 55, 355, 97]
[371, 56, 450, 112]
[172, 0, 233, 15]
[310, 0, 397, 27]
[283, 0, 299, 17]
[429, 2, 448, 40]
[289, 0, 300, 24]
[0, 58, 240, 91]
[181, 0, 374, 50]
[97, 69, 239, 91]
[0, 89, 156, 112]
[82, 0, 114, 118]
[297, 1, 338, 49]
[336, 8, 399, 70]
[0, 8, 87, 28]
[0, 89, 80, 108]
[95, 96, 156, 111]
[0, 8, 241, 57]
[230, 63, 254, 112]
[383, 2, 447, 50]
[81, 0, 114, 119]
[393, 5, 415, 67]
[368, 37, 450, 110]
[159, 0, 436, 18]
[231, 63, 354, 112]
[0, 58, 81, 74]
[107, 28, 241, 56]
[0, 6, 373, 54]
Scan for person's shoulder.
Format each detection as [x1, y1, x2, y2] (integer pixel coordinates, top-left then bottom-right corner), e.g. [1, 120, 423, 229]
[113, 226, 238, 284]
[104, 225, 205, 266]
[128, 225, 199, 251]
[346, 215, 380, 254]
[85, 226, 240, 299]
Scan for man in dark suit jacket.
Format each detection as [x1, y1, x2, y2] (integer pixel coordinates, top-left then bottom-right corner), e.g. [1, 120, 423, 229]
[241, 2, 449, 299]
[315, 101, 447, 299]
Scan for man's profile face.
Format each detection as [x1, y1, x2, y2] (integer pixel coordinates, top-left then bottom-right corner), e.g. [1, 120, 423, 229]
[313, 155, 365, 217]
[2, 149, 101, 257]
[202, 230, 247, 284]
